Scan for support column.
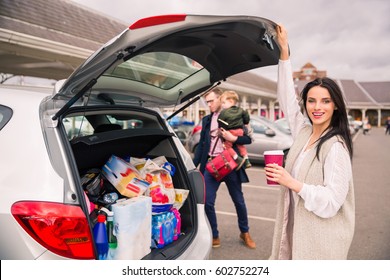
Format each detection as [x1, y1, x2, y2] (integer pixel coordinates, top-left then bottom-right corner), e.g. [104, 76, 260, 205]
[194, 101, 200, 124]
[257, 98, 262, 117]
[242, 95, 248, 110]
[269, 101, 275, 121]
[362, 109, 367, 120]
[378, 109, 382, 127]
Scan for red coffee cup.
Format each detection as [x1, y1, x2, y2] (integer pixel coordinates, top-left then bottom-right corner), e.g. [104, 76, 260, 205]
[264, 150, 284, 185]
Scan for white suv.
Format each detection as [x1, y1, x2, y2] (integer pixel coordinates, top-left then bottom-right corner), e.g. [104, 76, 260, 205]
[0, 14, 281, 260]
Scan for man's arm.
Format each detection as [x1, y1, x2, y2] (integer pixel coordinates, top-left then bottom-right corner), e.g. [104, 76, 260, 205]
[220, 128, 251, 145]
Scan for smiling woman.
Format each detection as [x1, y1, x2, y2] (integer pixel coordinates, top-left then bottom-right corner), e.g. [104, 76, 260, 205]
[267, 25, 355, 260]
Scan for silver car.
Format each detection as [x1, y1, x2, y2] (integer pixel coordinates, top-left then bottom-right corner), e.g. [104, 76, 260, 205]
[187, 116, 292, 163]
[0, 14, 281, 259]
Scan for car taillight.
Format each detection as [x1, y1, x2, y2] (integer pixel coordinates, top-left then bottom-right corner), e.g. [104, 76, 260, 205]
[11, 201, 94, 259]
[129, 14, 187, 30]
[192, 125, 202, 135]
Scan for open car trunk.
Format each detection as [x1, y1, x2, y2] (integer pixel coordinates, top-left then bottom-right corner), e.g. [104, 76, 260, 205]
[61, 107, 200, 260]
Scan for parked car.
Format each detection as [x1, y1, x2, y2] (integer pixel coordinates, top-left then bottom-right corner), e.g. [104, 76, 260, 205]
[274, 117, 291, 134]
[186, 121, 202, 154]
[164, 114, 195, 145]
[348, 115, 362, 134]
[0, 14, 281, 259]
[187, 116, 293, 163]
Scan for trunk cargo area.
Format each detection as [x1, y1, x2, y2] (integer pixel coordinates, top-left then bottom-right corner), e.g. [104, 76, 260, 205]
[64, 109, 197, 260]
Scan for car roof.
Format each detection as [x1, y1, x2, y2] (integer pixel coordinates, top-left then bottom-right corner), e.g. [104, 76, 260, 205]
[0, 85, 51, 103]
[51, 14, 280, 119]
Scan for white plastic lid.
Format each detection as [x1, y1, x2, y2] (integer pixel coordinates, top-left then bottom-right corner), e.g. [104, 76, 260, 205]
[263, 150, 284, 155]
[99, 207, 114, 218]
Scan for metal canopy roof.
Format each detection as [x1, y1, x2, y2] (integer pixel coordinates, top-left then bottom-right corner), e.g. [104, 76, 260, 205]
[0, 0, 126, 80]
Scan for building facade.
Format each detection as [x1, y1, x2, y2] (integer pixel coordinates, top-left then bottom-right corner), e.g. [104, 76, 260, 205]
[293, 63, 390, 127]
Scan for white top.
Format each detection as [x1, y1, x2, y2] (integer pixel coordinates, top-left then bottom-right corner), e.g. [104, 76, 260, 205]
[277, 59, 352, 218]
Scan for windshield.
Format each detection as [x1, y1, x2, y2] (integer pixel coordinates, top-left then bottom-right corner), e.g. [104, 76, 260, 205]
[104, 52, 204, 90]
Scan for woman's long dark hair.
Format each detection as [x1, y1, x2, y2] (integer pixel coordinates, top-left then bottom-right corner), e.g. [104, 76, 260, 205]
[301, 77, 353, 159]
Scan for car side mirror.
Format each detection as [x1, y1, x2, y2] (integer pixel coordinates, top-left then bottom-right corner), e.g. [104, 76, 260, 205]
[265, 128, 276, 137]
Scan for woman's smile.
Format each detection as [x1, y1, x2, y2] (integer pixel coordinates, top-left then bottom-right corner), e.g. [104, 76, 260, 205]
[306, 86, 335, 128]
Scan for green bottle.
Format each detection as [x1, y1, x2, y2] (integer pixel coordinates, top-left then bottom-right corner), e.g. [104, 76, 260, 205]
[106, 211, 117, 259]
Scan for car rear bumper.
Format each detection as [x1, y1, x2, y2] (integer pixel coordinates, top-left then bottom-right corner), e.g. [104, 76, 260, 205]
[177, 204, 212, 260]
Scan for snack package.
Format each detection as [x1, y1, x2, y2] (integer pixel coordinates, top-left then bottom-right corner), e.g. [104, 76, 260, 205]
[173, 189, 189, 210]
[146, 183, 173, 214]
[141, 159, 175, 204]
[102, 155, 149, 198]
[151, 156, 176, 176]
[127, 157, 148, 171]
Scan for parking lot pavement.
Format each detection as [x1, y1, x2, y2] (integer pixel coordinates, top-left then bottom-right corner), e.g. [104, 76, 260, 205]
[210, 127, 390, 260]
[210, 166, 277, 260]
[348, 127, 390, 260]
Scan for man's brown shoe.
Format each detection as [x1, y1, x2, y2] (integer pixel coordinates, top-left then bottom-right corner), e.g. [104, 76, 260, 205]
[212, 237, 221, 248]
[240, 232, 256, 249]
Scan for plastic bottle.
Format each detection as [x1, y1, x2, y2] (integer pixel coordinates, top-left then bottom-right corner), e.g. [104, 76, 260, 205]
[171, 208, 181, 240]
[103, 192, 119, 204]
[106, 211, 117, 259]
[93, 214, 108, 260]
[161, 212, 174, 246]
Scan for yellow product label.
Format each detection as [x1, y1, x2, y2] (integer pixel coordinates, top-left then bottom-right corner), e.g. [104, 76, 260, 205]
[175, 193, 183, 203]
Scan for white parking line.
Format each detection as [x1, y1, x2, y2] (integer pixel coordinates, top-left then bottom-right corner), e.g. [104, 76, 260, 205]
[242, 184, 280, 191]
[245, 167, 264, 172]
[221, 181, 279, 191]
[216, 210, 276, 222]
[217, 167, 278, 223]
[352, 129, 360, 142]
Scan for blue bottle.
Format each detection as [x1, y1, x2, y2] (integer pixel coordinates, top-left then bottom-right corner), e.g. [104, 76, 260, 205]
[93, 214, 108, 260]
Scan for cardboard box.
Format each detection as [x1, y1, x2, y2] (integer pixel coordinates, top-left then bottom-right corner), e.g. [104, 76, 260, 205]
[102, 155, 150, 198]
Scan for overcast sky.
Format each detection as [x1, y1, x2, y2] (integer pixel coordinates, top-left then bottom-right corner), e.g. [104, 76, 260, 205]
[71, 0, 390, 82]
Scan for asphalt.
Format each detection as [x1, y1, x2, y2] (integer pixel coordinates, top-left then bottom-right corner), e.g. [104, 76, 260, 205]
[348, 127, 390, 259]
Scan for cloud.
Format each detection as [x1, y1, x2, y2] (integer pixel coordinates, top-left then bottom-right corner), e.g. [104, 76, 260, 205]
[71, 0, 390, 82]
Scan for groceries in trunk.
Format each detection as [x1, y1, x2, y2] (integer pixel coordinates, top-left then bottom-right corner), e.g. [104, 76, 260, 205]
[81, 155, 189, 260]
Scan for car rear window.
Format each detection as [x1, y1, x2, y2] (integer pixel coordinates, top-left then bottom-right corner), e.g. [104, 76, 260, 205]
[0, 105, 13, 130]
[63, 116, 94, 139]
[62, 114, 147, 140]
[104, 52, 203, 90]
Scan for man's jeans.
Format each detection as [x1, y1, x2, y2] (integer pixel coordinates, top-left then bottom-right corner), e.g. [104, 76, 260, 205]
[203, 169, 249, 238]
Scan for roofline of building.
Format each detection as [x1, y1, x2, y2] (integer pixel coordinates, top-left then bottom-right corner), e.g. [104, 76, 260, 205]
[0, 28, 93, 59]
[221, 81, 276, 99]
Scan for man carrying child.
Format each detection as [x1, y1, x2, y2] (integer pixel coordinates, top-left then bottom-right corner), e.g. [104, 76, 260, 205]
[218, 90, 252, 169]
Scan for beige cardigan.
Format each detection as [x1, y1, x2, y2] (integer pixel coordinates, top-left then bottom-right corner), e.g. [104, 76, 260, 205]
[270, 126, 355, 260]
